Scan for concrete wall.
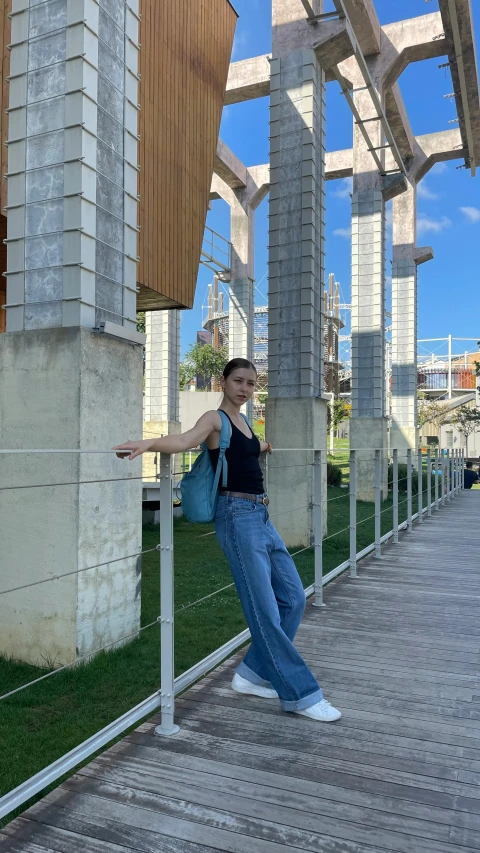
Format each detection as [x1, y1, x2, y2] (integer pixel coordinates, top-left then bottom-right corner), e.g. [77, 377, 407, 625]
[0, 328, 143, 667]
[439, 424, 480, 459]
[179, 391, 223, 433]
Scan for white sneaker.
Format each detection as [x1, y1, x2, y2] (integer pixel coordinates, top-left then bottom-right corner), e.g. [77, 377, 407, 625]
[232, 673, 278, 699]
[297, 699, 342, 722]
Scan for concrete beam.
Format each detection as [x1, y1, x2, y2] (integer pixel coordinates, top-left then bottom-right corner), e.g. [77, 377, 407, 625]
[380, 13, 446, 90]
[210, 148, 356, 200]
[314, 19, 357, 71]
[224, 55, 271, 104]
[342, 0, 381, 56]
[246, 164, 270, 209]
[214, 139, 247, 189]
[210, 173, 226, 202]
[438, 0, 480, 170]
[325, 148, 353, 180]
[413, 128, 465, 181]
[212, 128, 465, 202]
[385, 83, 415, 160]
[414, 246, 434, 266]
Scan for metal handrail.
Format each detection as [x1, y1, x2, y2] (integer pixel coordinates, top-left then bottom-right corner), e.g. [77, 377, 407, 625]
[0, 444, 466, 821]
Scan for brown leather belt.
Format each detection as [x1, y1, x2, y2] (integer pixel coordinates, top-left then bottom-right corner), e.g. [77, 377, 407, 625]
[220, 491, 269, 506]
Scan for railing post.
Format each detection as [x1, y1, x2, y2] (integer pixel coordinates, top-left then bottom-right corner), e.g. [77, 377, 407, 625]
[446, 449, 451, 501]
[434, 448, 439, 510]
[441, 449, 446, 506]
[417, 448, 423, 523]
[457, 449, 461, 495]
[393, 448, 399, 544]
[427, 448, 432, 516]
[312, 450, 325, 607]
[349, 449, 357, 578]
[155, 453, 180, 738]
[461, 448, 464, 490]
[452, 449, 456, 496]
[407, 448, 413, 532]
[375, 449, 382, 558]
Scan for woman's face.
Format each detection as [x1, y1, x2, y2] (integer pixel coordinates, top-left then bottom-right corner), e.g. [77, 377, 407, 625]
[222, 368, 257, 406]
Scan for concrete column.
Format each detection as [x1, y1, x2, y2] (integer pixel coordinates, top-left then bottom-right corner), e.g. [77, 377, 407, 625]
[143, 309, 181, 480]
[267, 2, 327, 546]
[391, 180, 433, 459]
[0, 0, 143, 666]
[229, 198, 254, 367]
[212, 168, 268, 422]
[349, 79, 396, 502]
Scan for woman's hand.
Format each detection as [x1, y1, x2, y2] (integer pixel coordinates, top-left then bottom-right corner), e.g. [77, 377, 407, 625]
[113, 439, 156, 460]
[260, 441, 273, 454]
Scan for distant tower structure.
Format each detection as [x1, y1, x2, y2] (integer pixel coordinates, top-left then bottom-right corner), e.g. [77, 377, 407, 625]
[324, 273, 344, 397]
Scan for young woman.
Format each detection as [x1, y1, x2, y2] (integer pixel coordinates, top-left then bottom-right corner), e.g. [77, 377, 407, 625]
[114, 358, 341, 723]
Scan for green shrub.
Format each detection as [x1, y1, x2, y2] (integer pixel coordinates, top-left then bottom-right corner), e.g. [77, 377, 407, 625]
[327, 462, 343, 487]
[388, 462, 436, 495]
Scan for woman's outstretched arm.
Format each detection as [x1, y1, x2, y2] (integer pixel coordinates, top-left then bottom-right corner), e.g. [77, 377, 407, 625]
[113, 411, 221, 460]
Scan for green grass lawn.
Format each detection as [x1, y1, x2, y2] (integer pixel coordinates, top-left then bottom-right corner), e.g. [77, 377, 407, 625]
[1, 485, 411, 824]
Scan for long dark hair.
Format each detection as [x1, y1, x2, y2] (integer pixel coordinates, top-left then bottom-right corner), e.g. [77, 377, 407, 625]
[223, 358, 257, 379]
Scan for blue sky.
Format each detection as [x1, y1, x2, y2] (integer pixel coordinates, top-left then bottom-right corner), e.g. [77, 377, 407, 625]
[181, 0, 480, 358]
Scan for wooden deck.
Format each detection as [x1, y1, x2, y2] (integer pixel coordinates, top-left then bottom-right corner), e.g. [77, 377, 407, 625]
[3, 491, 480, 853]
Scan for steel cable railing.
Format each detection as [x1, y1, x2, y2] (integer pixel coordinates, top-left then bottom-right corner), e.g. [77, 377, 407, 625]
[0, 442, 466, 822]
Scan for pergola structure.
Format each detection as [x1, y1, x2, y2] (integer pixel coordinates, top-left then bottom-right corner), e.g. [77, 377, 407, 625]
[145, 0, 479, 539]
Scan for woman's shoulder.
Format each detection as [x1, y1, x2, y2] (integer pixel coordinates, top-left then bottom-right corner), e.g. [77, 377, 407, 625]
[202, 409, 223, 430]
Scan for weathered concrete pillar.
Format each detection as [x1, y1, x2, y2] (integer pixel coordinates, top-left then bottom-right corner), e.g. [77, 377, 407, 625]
[391, 180, 433, 459]
[229, 197, 254, 367]
[347, 74, 407, 502]
[143, 310, 181, 480]
[0, 0, 142, 666]
[211, 168, 268, 421]
[266, 0, 327, 546]
[391, 185, 416, 459]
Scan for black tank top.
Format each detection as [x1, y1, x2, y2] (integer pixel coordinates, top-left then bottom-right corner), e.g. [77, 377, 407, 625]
[209, 412, 264, 495]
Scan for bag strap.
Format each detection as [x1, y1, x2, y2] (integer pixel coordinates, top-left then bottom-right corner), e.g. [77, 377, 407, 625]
[211, 411, 231, 500]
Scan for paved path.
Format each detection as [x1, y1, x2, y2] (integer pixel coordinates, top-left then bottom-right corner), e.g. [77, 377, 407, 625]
[3, 491, 480, 853]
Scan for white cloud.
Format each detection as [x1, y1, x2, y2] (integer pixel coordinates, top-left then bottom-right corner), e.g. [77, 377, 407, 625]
[417, 182, 439, 200]
[333, 227, 351, 238]
[460, 206, 480, 223]
[417, 215, 452, 235]
[333, 177, 353, 199]
[430, 161, 448, 175]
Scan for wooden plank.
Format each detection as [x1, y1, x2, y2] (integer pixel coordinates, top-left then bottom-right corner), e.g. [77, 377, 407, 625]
[23, 788, 399, 853]
[78, 752, 480, 833]
[25, 778, 473, 853]
[170, 711, 480, 774]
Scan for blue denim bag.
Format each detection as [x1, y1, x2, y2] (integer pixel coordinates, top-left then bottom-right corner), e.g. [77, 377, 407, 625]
[181, 411, 231, 523]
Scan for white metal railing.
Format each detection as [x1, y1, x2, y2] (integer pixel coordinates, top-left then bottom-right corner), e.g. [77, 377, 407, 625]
[0, 443, 467, 820]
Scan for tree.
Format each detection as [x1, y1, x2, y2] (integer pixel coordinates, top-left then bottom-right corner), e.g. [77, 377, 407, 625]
[452, 405, 480, 456]
[180, 343, 228, 391]
[417, 393, 449, 431]
[327, 399, 352, 433]
[136, 312, 145, 334]
[179, 362, 191, 391]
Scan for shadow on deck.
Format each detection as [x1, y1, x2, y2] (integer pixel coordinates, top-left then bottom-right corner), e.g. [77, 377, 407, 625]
[2, 492, 480, 853]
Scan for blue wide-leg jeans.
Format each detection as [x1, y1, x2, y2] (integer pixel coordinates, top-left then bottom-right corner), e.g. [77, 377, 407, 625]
[215, 495, 323, 712]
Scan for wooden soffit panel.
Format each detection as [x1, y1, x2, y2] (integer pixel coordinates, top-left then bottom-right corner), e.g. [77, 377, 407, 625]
[137, 0, 237, 312]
